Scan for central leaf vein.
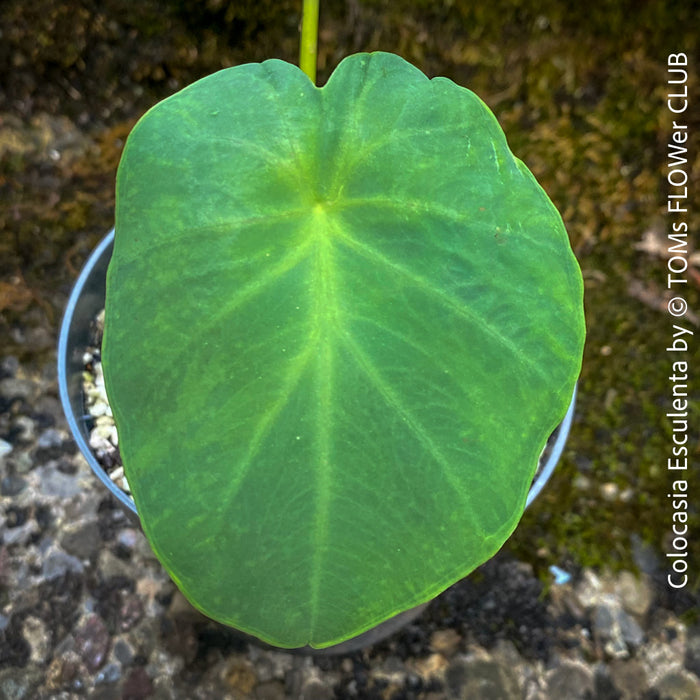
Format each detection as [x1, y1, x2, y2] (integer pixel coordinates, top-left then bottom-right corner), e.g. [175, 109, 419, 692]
[308, 225, 339, 635]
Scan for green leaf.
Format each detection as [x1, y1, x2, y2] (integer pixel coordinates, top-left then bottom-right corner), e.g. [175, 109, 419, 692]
[103, 52, 585, 649]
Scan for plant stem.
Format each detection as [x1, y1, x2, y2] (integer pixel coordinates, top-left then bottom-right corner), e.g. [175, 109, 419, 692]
[299, 0, 319, 85]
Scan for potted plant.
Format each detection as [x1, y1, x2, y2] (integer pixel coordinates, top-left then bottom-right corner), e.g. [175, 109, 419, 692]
[59, 0, 585, 653]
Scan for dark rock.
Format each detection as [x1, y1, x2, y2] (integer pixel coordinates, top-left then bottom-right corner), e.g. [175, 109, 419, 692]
[41, 547, 84, 580]
[0, 474, 27, 496]
[593, 597, 644, 658]
[122, 667, 154, 700]
[432, 556, 552, 660]
[161, 617, 199, 665]
[60, 521, 102, 560]
[36, 427, 65, 449]
[113, 637, 136, 666]
[119, 595, 144, 632]
[4, 505, 28, 528]
[618, 610, 644, 649]
[36, 464, 81, 498]
[546, 661, 595, 699]
[0, 357, 19, 379]
[30, 394, 62, 428]
[97, 498, 129, 542]
[445, 654, 521, 700]
[607, 659, 649, 700]
[95, 661, 122, 685]
[28, 572, 82, 647]
[0, 615, 30, 668]
[75, 614, 111, 672]
[55, 455, 79, 474]
[33, 503, 52, 533]
[630, 535, 661, 576]
[594, 664, 623, 700]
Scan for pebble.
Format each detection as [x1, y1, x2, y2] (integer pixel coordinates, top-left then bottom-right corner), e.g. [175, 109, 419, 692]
[116, 527, 140, 551]
[0, 377, 36, 400]
[41, 547, 84, 579]
[575, 568, 605, 609]
[36, 428, 66, 449]
[122, 667, 154, 699]
[223, 656, 257, 695]
[0, 438, 12, 458]
[98, 549, 134, 580]
[36, 464, 81, 498]
[0, 356, 20, 377]
[7, 450, 33, 474]
[655, 670, 700, 700]
[22, 616, 51, 665]
[247, 647, 295, 683]
[95, 662, 122, 685]
[592, 596, 644, 658]
[546, 660, 595, 699]
[112, 637, 136, 667]
[44, 651, 82, 693]
[616, 570, 653, 617]
[12, 416, 37, 444]
[429, 628, 462, 656]
[608, 659, 649, 699]
[75, 615, 111, 673]
[119, 595, 144, 632]
[0, 474, 28, 496]
[60, 520, 102, 560]
[445, 652, 521, 699]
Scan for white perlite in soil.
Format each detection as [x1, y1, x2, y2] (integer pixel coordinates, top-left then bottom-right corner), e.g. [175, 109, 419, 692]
[82, 308, 130, 495]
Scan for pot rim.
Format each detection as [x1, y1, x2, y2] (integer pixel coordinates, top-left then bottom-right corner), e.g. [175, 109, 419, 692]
[58, 229, 138, 519]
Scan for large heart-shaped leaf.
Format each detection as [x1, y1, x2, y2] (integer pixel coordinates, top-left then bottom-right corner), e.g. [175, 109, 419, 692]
[103, 52, 584, 649]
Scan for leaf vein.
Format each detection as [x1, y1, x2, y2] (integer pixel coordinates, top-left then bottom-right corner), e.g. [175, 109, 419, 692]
[341, 331, 476, 518]
[336, 231, 547, 380]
